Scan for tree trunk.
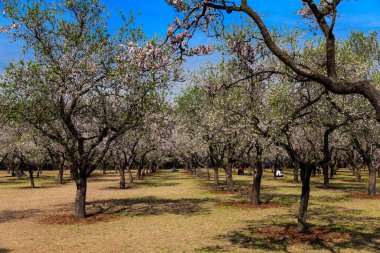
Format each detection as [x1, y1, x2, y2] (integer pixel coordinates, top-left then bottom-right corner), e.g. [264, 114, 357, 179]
[355, 166, 362, 182]
[36, 166, 41, 178]
[28, 167, 35, 188]
[225, 166, 234, 192]
[136, 167, 142, 180]
[297, 163, 313, 233]
[57, 167, 64, 184]
[330, 164, 335, 179]
[251, 161, 263, 205]
[102, 164, 106, 175]
[368, 163, 377, 196]
[74, 176, 87, 218]
[206, 167, 210, 180]
[213, 167, 219, 186]
[322, 163, 329, 188]
[119, 168, 126, 189]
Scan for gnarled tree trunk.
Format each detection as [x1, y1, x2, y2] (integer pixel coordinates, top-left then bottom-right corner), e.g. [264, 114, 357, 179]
[297, 163, 313, 233]
[74, 176, 87, 218]
[119, 167, 126, 189]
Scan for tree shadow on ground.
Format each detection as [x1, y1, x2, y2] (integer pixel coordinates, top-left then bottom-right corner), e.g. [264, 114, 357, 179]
[99, 181, 180, 190]
[206, 204, 380, 252]
[88, 196, 215, 217]
[0, 248, 11, 253]
[196, 245, 227, 252]
[134, 181, 180, 188]
[88, 177, 118, 183]
[314, 183, 366, 193]
[214, 230, 288, 252]
[0, 208, 41, 223]
[233, 192, 299, 206]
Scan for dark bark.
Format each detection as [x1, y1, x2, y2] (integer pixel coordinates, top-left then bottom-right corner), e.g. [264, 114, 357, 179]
[28, 166, 35, 188]
[322, 163, 329, 188]
[297, 163, 313, 233]
[330, 163, 335, 179]
[57, 167, 64, 184]
[36, 166, 41, 178]
[119, 167, 126, 189]
[74, 176, 87, 218]
[102, 160, 107, 175]
[251, 142, 263, 205]
[251, 160, 263, 205]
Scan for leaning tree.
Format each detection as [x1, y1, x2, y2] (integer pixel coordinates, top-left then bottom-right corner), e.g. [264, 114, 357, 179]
[166, 0, 380, 121]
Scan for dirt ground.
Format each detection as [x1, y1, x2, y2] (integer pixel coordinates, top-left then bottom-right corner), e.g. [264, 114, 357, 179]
[0, 169, 379, 253]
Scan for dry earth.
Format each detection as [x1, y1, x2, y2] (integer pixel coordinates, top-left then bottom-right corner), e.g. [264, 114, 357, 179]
[0, 169, 379, 253]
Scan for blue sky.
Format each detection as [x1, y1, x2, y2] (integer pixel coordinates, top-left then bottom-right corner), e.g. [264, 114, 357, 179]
[0, 0, 379, 71]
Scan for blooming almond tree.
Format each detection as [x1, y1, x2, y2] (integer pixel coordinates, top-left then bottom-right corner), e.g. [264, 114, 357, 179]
[1, 0, 174, 218]
[166, 0, 380, 121]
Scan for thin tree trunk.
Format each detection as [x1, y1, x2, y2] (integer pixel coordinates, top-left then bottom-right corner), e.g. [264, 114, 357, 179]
[297, 163, 313, 233]
[213, 167, 219, 186]
[206, 167, 210, 180]
[36, 166, 41, 178]
[119, 168, 126, 189]
[28, 167, 35, 188]
[57, 167, 64, 184]
[74, 176, 87, 218]
[102, 162, 107, 175]
[136, 167, 142, 180]
[330, 163, 335, 179]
